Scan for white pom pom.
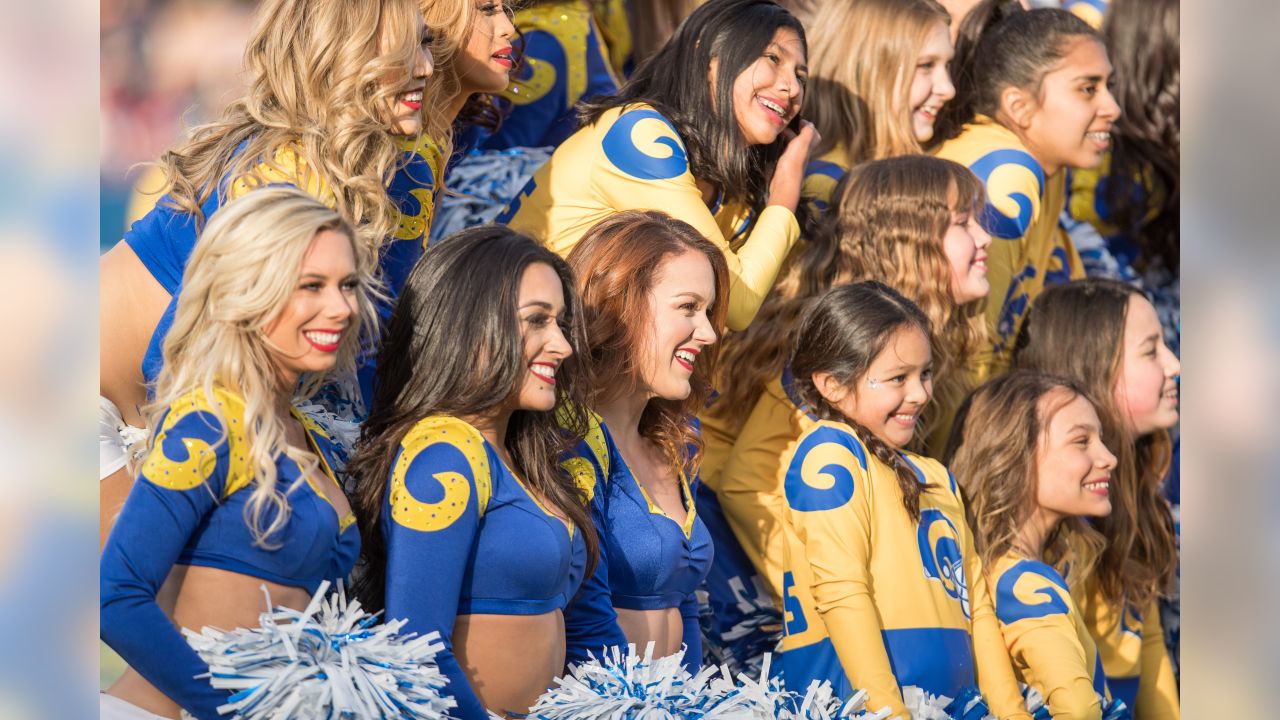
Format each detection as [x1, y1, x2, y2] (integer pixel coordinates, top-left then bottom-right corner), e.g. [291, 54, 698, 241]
[184, 581, 457, 719]
[900, 686, 956, 720]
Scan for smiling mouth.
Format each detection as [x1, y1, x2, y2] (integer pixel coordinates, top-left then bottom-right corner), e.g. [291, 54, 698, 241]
[492, 51, 514, 68]
[1086, 130, 1111, 147]
[674, 349, 698, 372]
[530, 362, 557, 385]
[399, 88, 424, 110]
[1084, 478, 1110, 495]
[916, 103, 942, 122]
[303, 330, 342, 352]
[757, 96, 788, 125]
[890, 412, 917, 427]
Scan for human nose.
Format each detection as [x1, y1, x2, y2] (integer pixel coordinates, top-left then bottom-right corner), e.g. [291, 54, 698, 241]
[496, 7, 516, 41]
[1098, 85, 1121, 121]
[1096, 440, 1118, 472]
[1161, 344, 1180, 378]
[547, 321, 573, 360]
[693, 311, 718, 347]
[906, 375, 931, 404]
[972, 218, 992, 250]
[415, 40, 434, 79]
[327, 285, 355, 324]
[936, 67, 956, 103]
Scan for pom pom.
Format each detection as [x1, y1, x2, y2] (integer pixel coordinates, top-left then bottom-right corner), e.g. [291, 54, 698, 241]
[184, 581, 457, 719]
[429, 147, 554, 245]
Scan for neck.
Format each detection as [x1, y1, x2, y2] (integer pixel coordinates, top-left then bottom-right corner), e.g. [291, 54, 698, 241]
[444, 89, 475, 130]
[1014, 507, 1062, 560]
[994, 112, 1062, 177]
[463, 407, 512, 456]
[596, 390, 652, 445]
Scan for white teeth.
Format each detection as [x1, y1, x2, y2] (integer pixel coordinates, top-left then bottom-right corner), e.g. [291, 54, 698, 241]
[530, 364, 556, 381]
[893, 414, 916, 422]
[1084, 480, 1109, 490]
[919, 104, 940, 116]
[1087, 131, 1110, 142]
[675, 350, 697, 365]
[304, 331, 340, 345]
[758, 97, 785, 116]
[402, 90, 423, 102]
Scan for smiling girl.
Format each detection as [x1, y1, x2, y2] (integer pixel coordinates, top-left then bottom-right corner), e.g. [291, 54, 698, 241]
[933, 6, 1119, 376]
[100, 187, 378, 720]
[562, 211, 729, 673]
[948, 371, 1124, 719]
[778, 281, 1027, 718]
[501, 0, 817, 332]
[799, 0, 956, 217]
[349, 226, 620, 719]
[1013, 280, 1180, 719]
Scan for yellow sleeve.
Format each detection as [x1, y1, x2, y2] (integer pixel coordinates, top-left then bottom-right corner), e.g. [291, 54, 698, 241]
[785, 426, 907, 718]
[961, 513, 1032, 719]
[1135, 601, 1180, 720]
[592, 108, 799, 330]
[995, 561, 1100, 720]
[717, 386, 805, 604]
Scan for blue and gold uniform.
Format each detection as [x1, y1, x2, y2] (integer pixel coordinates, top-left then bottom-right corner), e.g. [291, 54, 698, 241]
[934, 116, 1084, 377]
[100, 386, 359, 720]
[991, 555, 1110, 719]
[500, 103, 800, 331]
[382, 415, 622, 719]
[799, 143, 851, 220]
[567, 417, 714, 672]
[1063, 0, 1108, 29]
[483, 0, 620, 150]
[126, 138, 445, 400]
[780, 421, 1028, 719]
[1074, 583, 1179, 719]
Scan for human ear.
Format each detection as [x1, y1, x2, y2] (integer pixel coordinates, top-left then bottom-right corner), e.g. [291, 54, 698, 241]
[813, 371, 849, 406]
[999, 84, 1036, 129]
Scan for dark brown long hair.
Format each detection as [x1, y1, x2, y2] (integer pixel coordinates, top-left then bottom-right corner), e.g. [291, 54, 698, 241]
[946, 370, 1106, 581]
[790, 281, 934, 521]
[349, 225, 597, 610]
[566, 211, 730, 476]
[1012, 279, 1176, 612]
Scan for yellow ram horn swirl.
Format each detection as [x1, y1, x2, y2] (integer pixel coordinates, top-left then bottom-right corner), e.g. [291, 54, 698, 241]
[390, 420, 491, 532]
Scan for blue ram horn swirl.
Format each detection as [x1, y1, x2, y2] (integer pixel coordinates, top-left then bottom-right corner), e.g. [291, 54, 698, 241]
[601, 109, 689, 181]
[994, 559, 1070, 624]
[969, 149, 1045, 239]
[917, 508, 970, 618]
[784, 430, 867, 513]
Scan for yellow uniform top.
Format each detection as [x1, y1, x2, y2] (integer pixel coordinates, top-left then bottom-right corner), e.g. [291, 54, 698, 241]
[991, 554, 1108, 719]
[933, 116, 1084, 377]
[1075, 581, 1180, 719]
[799, 142, 851, 220]
[779, 420, 1029, 718]
[501, 103, 800, 331]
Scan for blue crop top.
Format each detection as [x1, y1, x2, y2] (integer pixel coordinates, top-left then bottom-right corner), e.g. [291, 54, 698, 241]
[100, 386, 359, 720]
[568, 417, 714, 672]
[382, 415, 622, 720]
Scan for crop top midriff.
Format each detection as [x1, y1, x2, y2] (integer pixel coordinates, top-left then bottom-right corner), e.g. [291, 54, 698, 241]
[99, 386, 359, 720]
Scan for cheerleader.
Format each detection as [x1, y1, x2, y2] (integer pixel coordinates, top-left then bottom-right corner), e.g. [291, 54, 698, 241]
[349, 226, 622, 719]
[799, 0, 955, 217]
[1013, 280, 1180, 719]
[948, 371, 1121, 719]
[501, 0, 818, 332]
[99, 0, 441, 529]
[561, 211, 729, 672]
[100, 187, 379, 720]
[932, 5, 1120, 376]
[778, 282, 1027, 718]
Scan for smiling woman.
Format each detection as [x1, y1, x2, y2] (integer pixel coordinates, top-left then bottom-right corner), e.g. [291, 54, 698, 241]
[100, 186, 380, 720]
[501, 0, 818, 332]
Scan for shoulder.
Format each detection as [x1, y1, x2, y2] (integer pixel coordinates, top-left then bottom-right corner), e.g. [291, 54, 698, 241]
[900, 451, 959, 496]
[938, 119, 1046, 239]
[228, 144, 336, 207]
[388, 416, 494, 531]
[140, 386, 247, 493]
[561, 410, 611, 503]
[784, 420, 870, 512]
[595, 104, 692, 182]
[993, 556, 1073, 624]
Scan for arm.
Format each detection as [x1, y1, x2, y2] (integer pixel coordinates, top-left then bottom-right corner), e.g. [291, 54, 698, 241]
[679, 590, 703, 673]
[784, 428, 908, 718]
[1135, 601, 1179, 720]
[99, 405, 235, 720]
[594, 109, 811, 331]
[962, 523, 1033, 719]
[382, 432, 492, 720]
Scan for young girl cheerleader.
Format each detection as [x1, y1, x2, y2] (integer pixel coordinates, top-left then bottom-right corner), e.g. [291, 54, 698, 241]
[500, 0, 819, 332]
[799, 0, 955, 216]
[1012, 280, 1180, 719]
[99, 0, 440, 523]
[350, 226, 622, 719]
[700, 156, 991, 620]
[562, 211, 729, 673]
[100, 187, 379, 720]
[778, 281, 1027, 719]
[948, 371, 1124, 719]
[932, 5, 1120, 376]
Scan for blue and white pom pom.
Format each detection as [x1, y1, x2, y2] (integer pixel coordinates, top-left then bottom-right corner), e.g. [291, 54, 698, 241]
[530, 645, 892, 719]
[428, 146, 554, 245]
[184, 581, 457, 719]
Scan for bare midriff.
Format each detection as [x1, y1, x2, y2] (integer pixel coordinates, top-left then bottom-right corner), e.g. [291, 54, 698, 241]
[614, 606, 683, 659]
[106, 565, 315, 719]
[453, 611, 566, 718]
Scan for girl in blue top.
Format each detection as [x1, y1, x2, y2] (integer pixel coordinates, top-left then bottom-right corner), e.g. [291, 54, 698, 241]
[100, 186, 379, 720]
[349, 226, 623, 719]
[564, 211, 730, 672]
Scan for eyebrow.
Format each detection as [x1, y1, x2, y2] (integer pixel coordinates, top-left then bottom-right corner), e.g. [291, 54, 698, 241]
[1075, 73, 1109, 83]
[1068, 423, 1099, 434]
[768, 42, 808, 72]
[1140, 333, 1160, 346]
[519, 300, 556, 311]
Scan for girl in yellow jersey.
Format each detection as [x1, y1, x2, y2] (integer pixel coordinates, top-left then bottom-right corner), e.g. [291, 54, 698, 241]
[799, 0, 956, 219]
[778, 282, 1028, 719]
[932, 5, 1119, 375]
[1013, 280, 1179, 719]
[500, 0, 819, 332]
[948, 371, 1127, 719]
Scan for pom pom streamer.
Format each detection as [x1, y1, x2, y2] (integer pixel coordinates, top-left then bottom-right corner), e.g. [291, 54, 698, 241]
[529, 644, 894, 719]
[184, 581, 457, 719]
[429, 147, 554, 245]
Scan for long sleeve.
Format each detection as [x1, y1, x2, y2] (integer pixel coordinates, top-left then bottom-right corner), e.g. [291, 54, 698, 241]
[590, 109, 799, 331]
[99, 405, 235, 720]
[784, 428, 908, 718]
[679, 589, 703, 673]
[562, 451, 627, 668]
[382, 426, 492, 720]
[961, 514, 1032, 719]
[1135, 602, 1179, 720]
